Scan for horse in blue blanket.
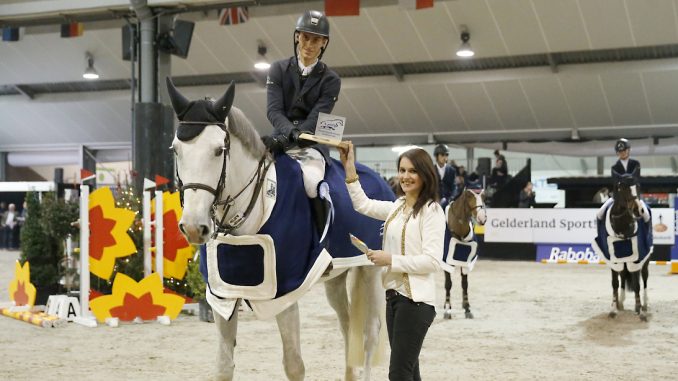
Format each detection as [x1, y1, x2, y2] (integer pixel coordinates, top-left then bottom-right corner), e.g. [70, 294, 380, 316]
[440, 183, 486, 319]
[592, 169, 652, 321]
[167, 79, 394, 381]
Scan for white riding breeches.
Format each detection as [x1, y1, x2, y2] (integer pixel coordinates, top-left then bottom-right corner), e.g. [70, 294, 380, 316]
[287, 147, 326, 198]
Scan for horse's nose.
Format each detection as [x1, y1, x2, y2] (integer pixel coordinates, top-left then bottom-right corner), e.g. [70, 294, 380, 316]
[179, 223, 210, 243]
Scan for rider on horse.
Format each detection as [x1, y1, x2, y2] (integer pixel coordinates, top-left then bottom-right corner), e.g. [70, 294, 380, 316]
[263, 10, 340, 238]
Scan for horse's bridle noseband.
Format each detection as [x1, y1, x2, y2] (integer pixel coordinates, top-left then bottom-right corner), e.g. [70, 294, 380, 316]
[175, 121, 272, 237]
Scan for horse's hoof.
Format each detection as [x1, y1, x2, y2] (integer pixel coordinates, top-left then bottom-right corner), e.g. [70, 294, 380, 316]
[608, 311, 617, 318]
[639, 313, 648, 322]
[443, 310, 452, 320]
[642, 305, 648, 312]
[616, 302, 624, 310]
[465, 311, 474, 319]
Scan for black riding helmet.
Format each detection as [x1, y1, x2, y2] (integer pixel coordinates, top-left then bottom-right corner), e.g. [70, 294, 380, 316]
[615, 138, 630, 152]
[433, 144, 449, 157]
[293, 10, 330, 61]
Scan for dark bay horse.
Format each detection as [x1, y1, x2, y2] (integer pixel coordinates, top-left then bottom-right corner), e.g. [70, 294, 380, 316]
[593, 169, 652, 321]
[441, 186, 486, 319]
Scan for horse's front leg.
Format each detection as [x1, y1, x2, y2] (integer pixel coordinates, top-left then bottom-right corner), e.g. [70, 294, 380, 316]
[641, 260, 650, 312]
[461, 272, 473, 319]
[631, 271, 647, 321]
[214, 299, 240, 381]
[443, 271, 452, 319]
[324, 270, 360, 381]
[276, 302, 305, 381]
[610, 270, 619, 318]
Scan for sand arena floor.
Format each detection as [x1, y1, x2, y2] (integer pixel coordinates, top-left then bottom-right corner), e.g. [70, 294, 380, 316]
[1, 248, 677, 381]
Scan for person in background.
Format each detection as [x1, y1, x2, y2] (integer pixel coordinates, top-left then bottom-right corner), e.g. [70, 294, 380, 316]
[489, 157, 508, 188]
[494, 149, 508, 173]
[433, 144, 456, 208]
[611, 138, 641, 181]
[0, 201, 5, 249]
[518, 181, 536, 208]
[593, 187, 610, 204]
[1, 203, 19, 249]
[339, 142, 444, 381]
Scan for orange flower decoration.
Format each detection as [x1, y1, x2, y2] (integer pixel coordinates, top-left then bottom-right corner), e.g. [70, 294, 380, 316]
[151, 191, 195, 280]
[8, 261, 36, 307]
[89, 187, 137, 280]
[89, 273, 184, 322]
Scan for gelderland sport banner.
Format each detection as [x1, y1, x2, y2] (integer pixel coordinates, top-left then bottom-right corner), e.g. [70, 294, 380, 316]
[483, 208, 675, 262]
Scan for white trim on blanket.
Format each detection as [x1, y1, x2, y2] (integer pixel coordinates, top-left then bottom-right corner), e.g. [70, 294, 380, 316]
[249, 249, 332, 320]
[206, 234, 278, 300]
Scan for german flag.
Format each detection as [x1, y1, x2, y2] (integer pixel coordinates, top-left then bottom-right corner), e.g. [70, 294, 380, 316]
[60, 22, 83, 38]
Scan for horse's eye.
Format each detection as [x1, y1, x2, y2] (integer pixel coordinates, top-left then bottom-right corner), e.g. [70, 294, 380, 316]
[215, 147, 224, 157]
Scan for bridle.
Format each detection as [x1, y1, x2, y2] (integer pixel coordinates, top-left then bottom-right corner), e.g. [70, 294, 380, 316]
[175, 121, 272, 237]
[452, 189, 484, 225]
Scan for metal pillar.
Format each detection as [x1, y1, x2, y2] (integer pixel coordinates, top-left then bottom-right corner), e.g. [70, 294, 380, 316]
[0, 152, 7, 181]
[131, 0, 174, 192]
[466, 147, 474, 175]
[597, 156, 604, 175]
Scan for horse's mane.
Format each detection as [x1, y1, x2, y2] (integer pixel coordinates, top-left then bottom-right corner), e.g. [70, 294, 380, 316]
[227, 107, 266, 158]
[610, 182, 637, 238]
[450, 188, 469, 221]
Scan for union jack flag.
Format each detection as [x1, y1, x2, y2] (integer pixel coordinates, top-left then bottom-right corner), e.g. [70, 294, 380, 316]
[219, 6, 249, 25]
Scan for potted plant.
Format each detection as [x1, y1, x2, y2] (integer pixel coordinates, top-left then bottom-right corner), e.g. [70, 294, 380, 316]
[185, 254, 213, 322]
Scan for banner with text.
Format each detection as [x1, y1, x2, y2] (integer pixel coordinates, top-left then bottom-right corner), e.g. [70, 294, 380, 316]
[484, 208, 674, 245]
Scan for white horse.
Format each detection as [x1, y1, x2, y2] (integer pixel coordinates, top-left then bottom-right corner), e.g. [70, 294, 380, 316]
[167, 79, 390, 381]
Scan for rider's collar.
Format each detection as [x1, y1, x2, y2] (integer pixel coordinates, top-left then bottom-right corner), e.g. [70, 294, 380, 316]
[297, 55, 318, 76]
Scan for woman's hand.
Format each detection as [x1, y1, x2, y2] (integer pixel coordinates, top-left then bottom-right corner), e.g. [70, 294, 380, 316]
[338, 141, 358, 180]
[366, 249, 392, 266]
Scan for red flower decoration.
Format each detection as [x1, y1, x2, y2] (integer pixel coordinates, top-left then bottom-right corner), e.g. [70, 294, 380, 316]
[109, 292, 167, 321]
[89, 205, 117, 261]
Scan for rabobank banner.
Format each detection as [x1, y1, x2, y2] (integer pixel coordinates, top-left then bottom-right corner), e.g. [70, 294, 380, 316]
[536, 244, 601, 262]
[485, 208, 674, 244]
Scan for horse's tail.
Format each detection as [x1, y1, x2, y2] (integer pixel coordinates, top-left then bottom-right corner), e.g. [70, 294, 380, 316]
[346, 267, 387, 367]
[621, 265, 633, 291]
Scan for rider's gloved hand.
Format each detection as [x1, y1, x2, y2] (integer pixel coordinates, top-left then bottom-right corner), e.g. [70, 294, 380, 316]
[262, 135, 286, 155]
[291, 129, 315, 149]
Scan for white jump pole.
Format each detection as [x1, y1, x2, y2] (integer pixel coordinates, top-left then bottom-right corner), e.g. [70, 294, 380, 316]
[79, 184, 90, 317]
[143, 190, 152, 277]
[154, 189, 164, 280]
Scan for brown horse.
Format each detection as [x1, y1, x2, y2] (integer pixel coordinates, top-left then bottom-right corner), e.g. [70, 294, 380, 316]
[442, 186, 486, 319]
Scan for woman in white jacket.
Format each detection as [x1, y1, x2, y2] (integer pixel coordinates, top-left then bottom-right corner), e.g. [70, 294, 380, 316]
[339, 142, 445, 381]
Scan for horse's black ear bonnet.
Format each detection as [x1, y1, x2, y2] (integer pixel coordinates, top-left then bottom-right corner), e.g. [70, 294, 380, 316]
[166, 77, 235, 142]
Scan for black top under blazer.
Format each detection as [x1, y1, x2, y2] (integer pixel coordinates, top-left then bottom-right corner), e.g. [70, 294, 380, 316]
[266, 57, 341, 159]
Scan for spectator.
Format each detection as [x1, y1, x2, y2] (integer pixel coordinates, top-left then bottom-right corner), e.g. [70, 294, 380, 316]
[593, 187, 610, 204]
[519, 181, 536, 208]
[494, 149, 508, 173]
[490, 158, 508, 188]
[1, 203, 19, 249]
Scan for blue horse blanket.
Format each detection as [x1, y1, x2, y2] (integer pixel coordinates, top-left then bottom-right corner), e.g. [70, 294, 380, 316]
[592, 200, 653, 272]
[201, 154, 394, 319]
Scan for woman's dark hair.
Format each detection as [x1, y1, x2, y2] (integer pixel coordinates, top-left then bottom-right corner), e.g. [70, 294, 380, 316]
[397, 148, 439, 217]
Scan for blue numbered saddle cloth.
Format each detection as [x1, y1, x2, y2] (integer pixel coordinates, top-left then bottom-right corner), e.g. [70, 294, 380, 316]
[441, 220, 479, 275]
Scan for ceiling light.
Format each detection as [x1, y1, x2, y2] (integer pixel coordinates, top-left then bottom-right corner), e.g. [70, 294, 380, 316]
[83, 52, 99, 80]
[456, 25, 474, 58]
[254, 41, 271, 71]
